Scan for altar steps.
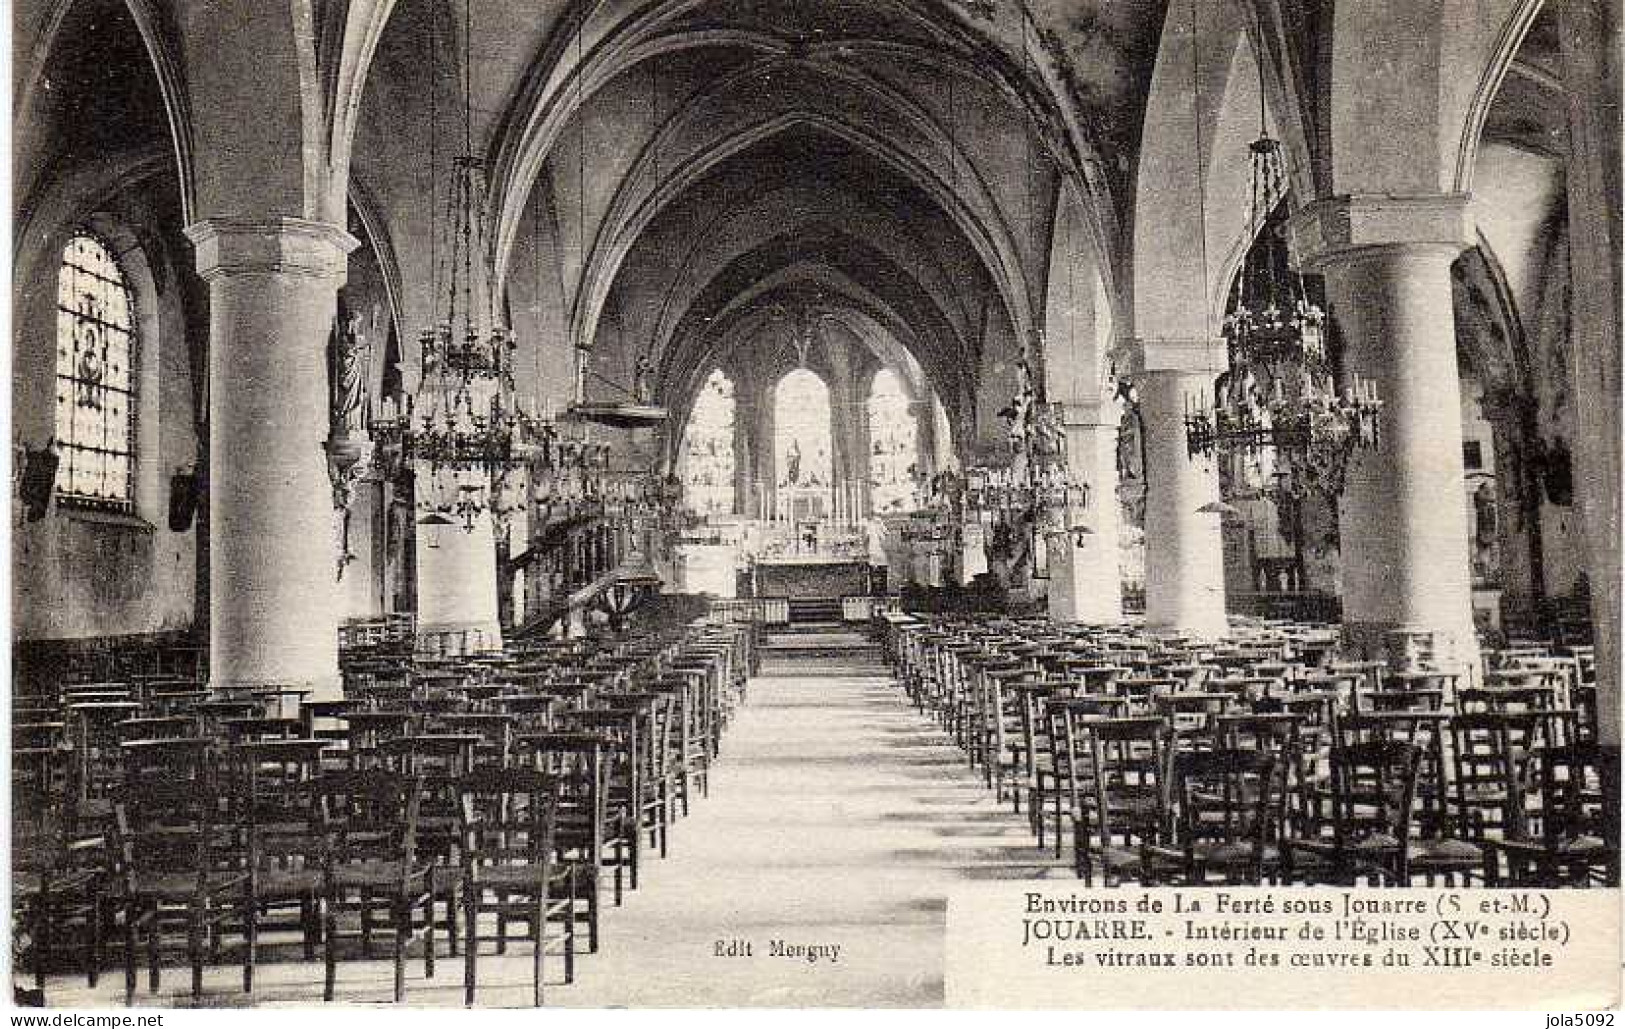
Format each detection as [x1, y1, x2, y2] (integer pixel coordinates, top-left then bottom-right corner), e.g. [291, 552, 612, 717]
[759, 626, 884, 675]
[787, 596, 843, 623]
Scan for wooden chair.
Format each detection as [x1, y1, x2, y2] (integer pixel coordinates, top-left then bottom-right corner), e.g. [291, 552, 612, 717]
[67, 700, 141, 814]
[110, 779, 255, 1004]
[558, 706, 657, 897]
[230, 739, 330, 961]
[380, 734, 481, 958]
[458, 767, 575, 1006]
[1448, 712, 1541, 846]
[1485, 743, 1618, 886]
[645, 674, 706, 815]
[13, 801, 105, 996]
[514, 733, 606, 953]
[1076, 718, 1176, 885]
[13, 721, 70, 813]
[1011, 680, 1061, 834]
[1041, 694, 1125, 860]
[1147, 748, 1284, 884]
[315, 770, 434, 1002]
[1284, 740, 1422, 886]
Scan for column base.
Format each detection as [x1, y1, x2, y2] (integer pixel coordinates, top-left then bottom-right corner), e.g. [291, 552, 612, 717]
[1143, 619, 1231, 644]
[1143, 603, 1230, 642]
[1341, 619, 1479, 674]
[210, 673, 344, 705]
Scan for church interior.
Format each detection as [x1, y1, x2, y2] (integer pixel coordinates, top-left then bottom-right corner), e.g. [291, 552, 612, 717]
[10, 0, 1621, 1008]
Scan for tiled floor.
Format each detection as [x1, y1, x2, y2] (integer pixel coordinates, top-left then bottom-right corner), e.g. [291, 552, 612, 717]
[44, 646, 1064, 1008]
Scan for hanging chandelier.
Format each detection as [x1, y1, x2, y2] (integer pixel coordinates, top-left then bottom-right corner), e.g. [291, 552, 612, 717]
[987, 341, 1089, 518]
[370, 0, 542, 532]
[1183, 132, 1382, 502]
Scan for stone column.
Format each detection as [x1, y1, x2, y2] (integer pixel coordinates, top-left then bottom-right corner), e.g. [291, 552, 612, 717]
[184, 218, 359, 698]
[1291, 195, 1478, 669]
[414, 472, 503, 654]
[1478, 393, 1543, 614]
[1046, 403, 1123, 624]
[337, 464, 388, 620]
[756, 393, 777, 519]
[853, 389, 874, 517]
[732, 399, 755, 517]
[911, 399, 938, 481]
[1138, 357, 1228, 639]
[1561, 0, 1622, 750]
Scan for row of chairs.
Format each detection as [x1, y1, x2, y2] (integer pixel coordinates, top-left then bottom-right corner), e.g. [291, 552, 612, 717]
[884, 613, 1615, 889]
[14, 617, 757, 1006]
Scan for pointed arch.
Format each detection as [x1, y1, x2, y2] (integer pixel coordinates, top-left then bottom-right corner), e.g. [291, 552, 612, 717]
[556, 64, 1037, 360]
[483, 0, 1121, 297]
[15, 0, 197, 223]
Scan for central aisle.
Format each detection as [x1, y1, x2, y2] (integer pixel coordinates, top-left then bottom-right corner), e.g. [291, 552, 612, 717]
[553, 642, 1063, 1008]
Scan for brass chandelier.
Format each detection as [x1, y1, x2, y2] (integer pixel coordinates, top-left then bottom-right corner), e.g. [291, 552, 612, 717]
[370, 0, 542, 532]
[1183, 133, 1382, 503]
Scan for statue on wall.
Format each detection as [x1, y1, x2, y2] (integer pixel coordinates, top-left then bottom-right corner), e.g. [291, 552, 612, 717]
[633, 352, 656, 405]
[1002, 356, 1036, 450]
[330, 304, 375, 435]
[168, 466, 199, 532]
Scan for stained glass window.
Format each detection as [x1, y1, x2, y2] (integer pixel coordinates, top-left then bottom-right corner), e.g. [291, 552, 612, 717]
[679, 369, 736, 516]
[55, 233, 137, 509]
[867, 368, 918, 514]
[774, 368, 832, 491]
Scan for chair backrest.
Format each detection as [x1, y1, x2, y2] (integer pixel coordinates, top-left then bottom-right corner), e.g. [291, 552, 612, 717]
[1535, 743, 1609, 848]
[1085, 717, 1175, 850]
[1152, 692, 1237, 738]
[1328, 740, 1423, 848]
[514, 732, 607, 825]
[1169, 748, 1283, 867]
[314, 769, 423, 864]
[121, 736, 216, 789]
[112, 777, 233, 884]
[229, 742, 325, 828]
[1216, 713, 1302, 761]
[457, 766, 559, 868]
[115, 716, 195, 742]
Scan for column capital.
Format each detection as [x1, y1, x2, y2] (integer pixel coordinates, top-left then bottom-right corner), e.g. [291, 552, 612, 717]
[1287, 193, 1474, 271]
[184, 217, 360, 282]
[1135, 337, 1226, 375]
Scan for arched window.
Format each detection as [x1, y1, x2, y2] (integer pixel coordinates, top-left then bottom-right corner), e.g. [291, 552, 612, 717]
[867, 368, 919, 514]
[55, 232, 137, 509]
[679, 369, 736, 515]
[774, 368, 832, 495]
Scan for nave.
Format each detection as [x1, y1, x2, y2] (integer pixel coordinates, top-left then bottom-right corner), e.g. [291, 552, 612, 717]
[12, 0, 1622, 1013]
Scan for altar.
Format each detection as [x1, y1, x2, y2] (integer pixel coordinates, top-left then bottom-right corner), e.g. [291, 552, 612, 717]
[751, 555, 871, 598]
